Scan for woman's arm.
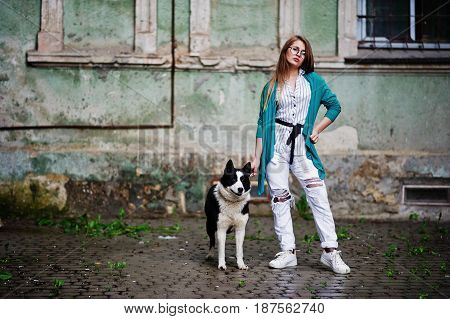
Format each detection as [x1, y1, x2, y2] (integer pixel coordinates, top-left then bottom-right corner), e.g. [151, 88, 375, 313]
[311, 78, 341, 143]
[251, 137, 262, 176]
[252, 84, 268, 176]
[321, 80, 341, 122]
[310, 117, 332, 144]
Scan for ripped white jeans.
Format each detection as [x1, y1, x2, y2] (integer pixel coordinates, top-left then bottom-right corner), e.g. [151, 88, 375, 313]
[266, 150, 339, 251]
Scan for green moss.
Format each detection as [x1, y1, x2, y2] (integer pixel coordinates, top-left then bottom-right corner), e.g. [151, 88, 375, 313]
[119, 161, 136, 180]
[0, 179, 67, 218]
[31, 155, 54, 174]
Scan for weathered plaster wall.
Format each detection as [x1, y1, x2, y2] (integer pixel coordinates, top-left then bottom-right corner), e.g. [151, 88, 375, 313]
[0, 1, 171, 127]
[0, 0, 449, 219]
[63, 0, 135, 52]
[300, 0, 338, 56]
[172, 0, 189, 49]
[210, 0, 278, 49]
[319, 73, 450, 152]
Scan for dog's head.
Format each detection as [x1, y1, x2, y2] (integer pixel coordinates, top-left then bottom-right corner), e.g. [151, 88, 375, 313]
[220, 159, 251, 197]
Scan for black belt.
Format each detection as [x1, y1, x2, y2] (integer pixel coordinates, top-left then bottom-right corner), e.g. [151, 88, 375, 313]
[275, 118, 303, 165]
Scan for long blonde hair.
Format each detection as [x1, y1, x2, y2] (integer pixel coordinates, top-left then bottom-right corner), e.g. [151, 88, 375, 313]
[263, 35, 315, 110]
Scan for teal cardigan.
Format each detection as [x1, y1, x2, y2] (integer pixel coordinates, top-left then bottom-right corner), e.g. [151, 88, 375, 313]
[256, 71, 341, 196]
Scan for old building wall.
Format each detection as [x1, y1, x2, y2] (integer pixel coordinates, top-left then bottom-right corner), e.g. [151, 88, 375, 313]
[0, 0, 449, 219]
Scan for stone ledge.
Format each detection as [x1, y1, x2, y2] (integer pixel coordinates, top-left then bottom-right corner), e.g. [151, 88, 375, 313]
[26, 51, 171, 68]
[316, 60, 450, 73]
[27, 50, 450, 73]
[176, 55, 276, 72]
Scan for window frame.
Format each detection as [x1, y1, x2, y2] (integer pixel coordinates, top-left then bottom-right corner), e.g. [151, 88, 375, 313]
[357, 0, 450, 49]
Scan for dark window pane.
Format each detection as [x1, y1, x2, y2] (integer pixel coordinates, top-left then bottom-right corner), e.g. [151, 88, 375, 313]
[366, 0, 410, 42]
[416, 0, 450, 42]
[405, 187, 449, 203]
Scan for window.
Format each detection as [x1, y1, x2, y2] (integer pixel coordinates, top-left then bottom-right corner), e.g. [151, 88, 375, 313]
[358, 0, 450, 49]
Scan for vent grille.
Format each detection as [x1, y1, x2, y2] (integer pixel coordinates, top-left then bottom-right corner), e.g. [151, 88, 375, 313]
[403, 185, 450, 206]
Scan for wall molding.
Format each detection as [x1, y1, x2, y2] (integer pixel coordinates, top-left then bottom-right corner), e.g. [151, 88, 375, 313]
[337, 0, 358, 58]
[135, 0, 158, 54]
[28, 0, 167, 67]
[27, 0, 449, 74]
[279, 0, 301, 48]
[189, 0, 210, 55]
[37, 0, 64, 52]
[27, 51, 171, 68]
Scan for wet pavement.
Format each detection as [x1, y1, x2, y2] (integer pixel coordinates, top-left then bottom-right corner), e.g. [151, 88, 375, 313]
[0, 216, 449, 299]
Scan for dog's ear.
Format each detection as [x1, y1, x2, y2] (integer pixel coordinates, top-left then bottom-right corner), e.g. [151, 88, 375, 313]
[242, 162, 252, 175]
[224, 159, 234, 174]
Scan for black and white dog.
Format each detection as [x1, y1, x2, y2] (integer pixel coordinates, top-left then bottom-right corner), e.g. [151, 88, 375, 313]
[205, 159, 252, 270]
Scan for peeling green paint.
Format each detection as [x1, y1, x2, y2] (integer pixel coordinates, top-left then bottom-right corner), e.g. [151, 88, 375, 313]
[210, 0, 278, 49]
[63, 0, 134, 51]
[300, 0, 338, 56]
[1, 1, 448, 151]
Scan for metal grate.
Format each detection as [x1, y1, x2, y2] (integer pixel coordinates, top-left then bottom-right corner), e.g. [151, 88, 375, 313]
[358, 0, 450, 49]
[402, 185, 450, 205]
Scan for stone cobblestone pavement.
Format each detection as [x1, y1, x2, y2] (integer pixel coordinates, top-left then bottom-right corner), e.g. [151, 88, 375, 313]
[0, 216, 449, 299]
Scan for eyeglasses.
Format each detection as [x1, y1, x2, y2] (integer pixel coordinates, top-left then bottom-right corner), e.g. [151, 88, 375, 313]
[289, 46, 306, 57]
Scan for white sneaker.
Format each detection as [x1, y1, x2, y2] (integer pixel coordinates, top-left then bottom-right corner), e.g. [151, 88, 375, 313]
[320, 250, 351, 274]
[269, 250, 297, 269]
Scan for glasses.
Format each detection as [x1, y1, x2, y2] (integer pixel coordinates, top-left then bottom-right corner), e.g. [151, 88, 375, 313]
[289, 46, 306, 57]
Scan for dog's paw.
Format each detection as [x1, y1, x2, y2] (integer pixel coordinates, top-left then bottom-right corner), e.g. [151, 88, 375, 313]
[218, 264, 227, 271]
[238, 263, 249, 270]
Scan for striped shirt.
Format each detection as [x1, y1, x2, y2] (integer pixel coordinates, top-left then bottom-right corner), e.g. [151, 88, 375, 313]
[274, 68, 311, 156]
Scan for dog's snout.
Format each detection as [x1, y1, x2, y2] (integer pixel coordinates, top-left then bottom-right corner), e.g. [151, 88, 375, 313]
[238, 187, 243, 193]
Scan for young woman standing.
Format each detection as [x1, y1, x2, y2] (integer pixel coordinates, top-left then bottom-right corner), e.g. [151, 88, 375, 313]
[251, 35, 350, 274]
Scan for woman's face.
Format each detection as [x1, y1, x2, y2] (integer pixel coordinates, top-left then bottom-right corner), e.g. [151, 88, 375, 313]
[285, 39, 306, 68]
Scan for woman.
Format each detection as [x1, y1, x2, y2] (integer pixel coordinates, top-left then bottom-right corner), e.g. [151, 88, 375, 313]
[251, 35, 350, 274]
